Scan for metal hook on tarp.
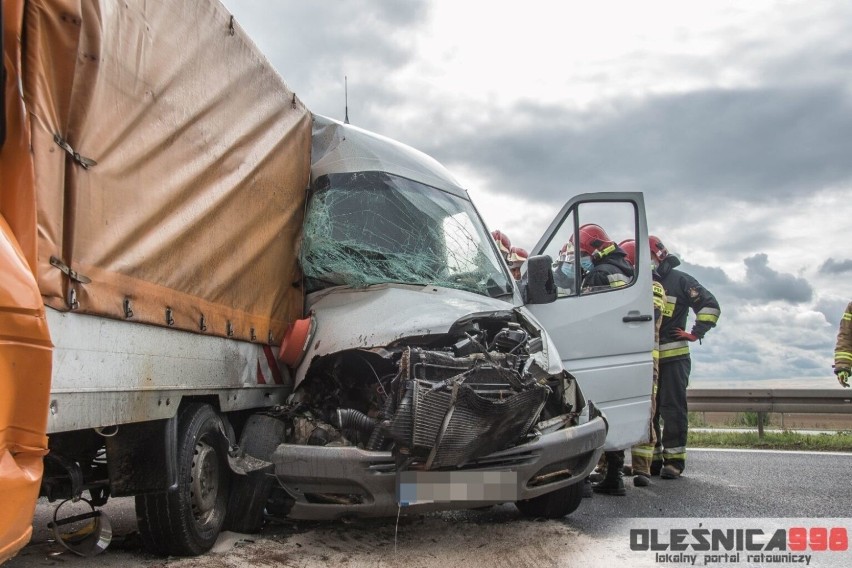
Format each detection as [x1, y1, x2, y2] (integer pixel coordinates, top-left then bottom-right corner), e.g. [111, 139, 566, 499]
[47, 498, 112, 557]
[53, 133, 97, 169]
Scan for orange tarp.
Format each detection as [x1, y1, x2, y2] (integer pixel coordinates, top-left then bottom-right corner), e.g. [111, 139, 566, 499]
[16, 0, 311, 343]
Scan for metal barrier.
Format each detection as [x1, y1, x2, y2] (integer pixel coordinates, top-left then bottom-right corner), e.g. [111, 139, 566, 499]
[686, 389, 852, 437]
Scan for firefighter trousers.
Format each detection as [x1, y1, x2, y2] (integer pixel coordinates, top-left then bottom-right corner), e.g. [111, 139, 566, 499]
[631, 374, 658, 477]
[652, 357, 691, 473]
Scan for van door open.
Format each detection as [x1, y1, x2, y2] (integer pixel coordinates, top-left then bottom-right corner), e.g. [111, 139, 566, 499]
[525, 192, 654, 451]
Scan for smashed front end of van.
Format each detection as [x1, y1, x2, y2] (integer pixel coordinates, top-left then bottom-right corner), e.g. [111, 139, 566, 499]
[266, 116, 606, 520]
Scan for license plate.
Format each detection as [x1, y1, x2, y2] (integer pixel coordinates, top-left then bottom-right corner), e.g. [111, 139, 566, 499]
[396, 470, 518, 505]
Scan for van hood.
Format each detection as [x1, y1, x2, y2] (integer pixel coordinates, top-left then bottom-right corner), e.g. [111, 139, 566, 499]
[293, 283, 560, 388]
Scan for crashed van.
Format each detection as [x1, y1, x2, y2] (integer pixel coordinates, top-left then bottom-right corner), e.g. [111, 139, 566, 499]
[1, 0, 653, 559]
[241, 115, 657, 522]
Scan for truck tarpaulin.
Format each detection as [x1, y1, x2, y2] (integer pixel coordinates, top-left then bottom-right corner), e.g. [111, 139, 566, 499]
[8, 0, 311, 342]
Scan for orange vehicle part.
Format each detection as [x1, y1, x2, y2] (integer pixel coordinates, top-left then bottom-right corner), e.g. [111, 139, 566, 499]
[1, 0, 52, 563]
[0, 215, 52, 564]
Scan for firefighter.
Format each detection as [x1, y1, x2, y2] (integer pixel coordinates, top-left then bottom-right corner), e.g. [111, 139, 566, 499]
[491, 230, 512, 262]
[574, 224, 634, 496]
[620, 239, 666, 487]
[506, 246, 529, 281]
[649, 235, 720, 480]
[834, 302, 852, 388]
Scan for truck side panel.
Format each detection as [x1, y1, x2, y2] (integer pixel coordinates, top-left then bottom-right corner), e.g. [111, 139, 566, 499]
[46, 309, 292, 432]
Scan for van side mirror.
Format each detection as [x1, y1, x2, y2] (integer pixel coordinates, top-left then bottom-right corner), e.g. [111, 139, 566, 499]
[523, 255, 557, 304]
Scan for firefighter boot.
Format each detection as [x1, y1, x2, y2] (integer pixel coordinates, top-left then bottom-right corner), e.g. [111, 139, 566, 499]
[592, 468, 626, 496]
[660, 464, 682, 480]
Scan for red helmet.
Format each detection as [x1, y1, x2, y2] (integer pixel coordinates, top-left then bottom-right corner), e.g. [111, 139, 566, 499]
[619, 239, 636, 266]
[491, 230, 511, 255]
[576, 224, 615, 258]
[649, 235, 669, 264]
[507, 246, 529, 268]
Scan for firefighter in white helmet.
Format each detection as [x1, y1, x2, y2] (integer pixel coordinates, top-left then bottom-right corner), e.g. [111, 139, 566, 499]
[506, 246, 529, 281]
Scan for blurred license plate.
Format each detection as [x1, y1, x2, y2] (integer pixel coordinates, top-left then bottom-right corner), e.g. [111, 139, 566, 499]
[396, 470, 518, 505]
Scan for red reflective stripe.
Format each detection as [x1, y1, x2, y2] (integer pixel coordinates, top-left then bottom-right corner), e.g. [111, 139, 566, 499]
[263, 345, 284, 385]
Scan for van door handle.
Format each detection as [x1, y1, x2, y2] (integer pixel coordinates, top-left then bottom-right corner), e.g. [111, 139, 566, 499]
[623, 314, 652, 322]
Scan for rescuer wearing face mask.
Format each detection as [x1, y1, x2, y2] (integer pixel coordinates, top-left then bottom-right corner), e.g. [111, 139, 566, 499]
[649, 235, 720, 480]
[573, 224, 635, 495]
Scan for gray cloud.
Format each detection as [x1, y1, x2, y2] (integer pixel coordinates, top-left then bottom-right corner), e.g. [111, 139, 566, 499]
[225, 0, 429, 115]
[740, 254, 813, 303]
[680, 253, 813, 305]
[403, 86, 852, 210]
[820, 258, 852, 274]
[815, 297, 850, 327]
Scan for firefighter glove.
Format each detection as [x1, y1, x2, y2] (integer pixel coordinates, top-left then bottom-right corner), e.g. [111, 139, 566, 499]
[837, 369, 851, 388]
[673, 328, 699, 342]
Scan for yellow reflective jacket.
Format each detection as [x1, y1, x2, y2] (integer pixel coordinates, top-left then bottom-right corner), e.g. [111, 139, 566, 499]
[835, 301, 852, 371]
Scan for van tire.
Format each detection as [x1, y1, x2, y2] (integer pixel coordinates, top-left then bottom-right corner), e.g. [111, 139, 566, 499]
[224, 414, 287, 533]
[136, 403, 230, 556]
[515, 482, 583, 519]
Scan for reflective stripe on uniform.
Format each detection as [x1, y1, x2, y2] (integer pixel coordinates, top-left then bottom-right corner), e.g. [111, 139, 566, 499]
[659, 339, 689, 359]
[662, 295, 676, 317]
[696, 307, 720, 323]
[607, 273, 629, 287]
[632, 446, 655, 458]
[836, 351, 852, 363]
[652, 349, 659, 360]
[660, 348, 690, 359]
[844, 312, 852, 321]
[652, 282, 666, 311]
[663, 446, 686, 460]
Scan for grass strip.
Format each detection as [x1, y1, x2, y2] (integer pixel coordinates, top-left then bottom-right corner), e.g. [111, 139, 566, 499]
[689, 430, 852, 452]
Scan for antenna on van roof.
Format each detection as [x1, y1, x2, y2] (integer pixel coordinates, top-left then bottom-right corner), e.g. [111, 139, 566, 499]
[344, 76, 350, 124]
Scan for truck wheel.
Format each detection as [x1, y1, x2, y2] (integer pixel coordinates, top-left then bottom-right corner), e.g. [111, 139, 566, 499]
[224, 414, 287, 533]
[136, 403, 230, 556]
[515, 482, 583, 519]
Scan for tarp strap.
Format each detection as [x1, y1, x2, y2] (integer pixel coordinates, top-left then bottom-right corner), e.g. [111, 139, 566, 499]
[53, 133, 98, 169]
[50, 256, 92, 284]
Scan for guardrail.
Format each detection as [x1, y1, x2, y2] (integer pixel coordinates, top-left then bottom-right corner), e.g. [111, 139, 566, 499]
[686, 389, 852, 437]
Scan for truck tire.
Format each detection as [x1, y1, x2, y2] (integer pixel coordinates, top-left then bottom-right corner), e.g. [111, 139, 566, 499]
[515, 482, 583, 519]
[224, 414, 287, 533]
[136, 403, 230, 556]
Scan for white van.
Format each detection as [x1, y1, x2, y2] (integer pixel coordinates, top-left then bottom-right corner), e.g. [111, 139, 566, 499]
[250, 115, 655, 522]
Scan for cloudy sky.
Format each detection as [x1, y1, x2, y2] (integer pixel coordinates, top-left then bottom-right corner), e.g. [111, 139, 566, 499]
[222, 0, 852, 387]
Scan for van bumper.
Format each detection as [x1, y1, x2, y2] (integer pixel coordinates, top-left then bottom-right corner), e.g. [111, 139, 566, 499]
[270, 415, 606, 520]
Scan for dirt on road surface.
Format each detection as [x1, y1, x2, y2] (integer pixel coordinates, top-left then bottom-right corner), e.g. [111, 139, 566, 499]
[8, 499, 629, 568]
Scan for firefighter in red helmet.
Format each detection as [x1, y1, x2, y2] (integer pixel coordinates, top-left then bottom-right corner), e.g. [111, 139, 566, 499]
[649, 235, 720, 480]
[570, 225, 634, 495]
[576, 224, 633, 293]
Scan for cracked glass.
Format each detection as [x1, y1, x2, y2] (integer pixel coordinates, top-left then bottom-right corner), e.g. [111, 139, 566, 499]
[301, 172, 513, 298]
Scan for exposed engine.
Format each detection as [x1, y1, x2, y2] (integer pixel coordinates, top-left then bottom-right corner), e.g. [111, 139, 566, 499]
[283, 311, 579, 470]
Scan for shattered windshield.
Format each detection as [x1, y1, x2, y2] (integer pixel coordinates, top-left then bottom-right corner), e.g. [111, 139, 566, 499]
[301, 172, 513, 298]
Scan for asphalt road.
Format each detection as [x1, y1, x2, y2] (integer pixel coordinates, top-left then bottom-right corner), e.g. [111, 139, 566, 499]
[7, 449, 852, 568]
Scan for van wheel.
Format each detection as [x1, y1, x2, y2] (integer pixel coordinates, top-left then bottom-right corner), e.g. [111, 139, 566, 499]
[224, 414, 287, 533]
[515, 482, 583, 519]
[136, 403, 230, 556]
